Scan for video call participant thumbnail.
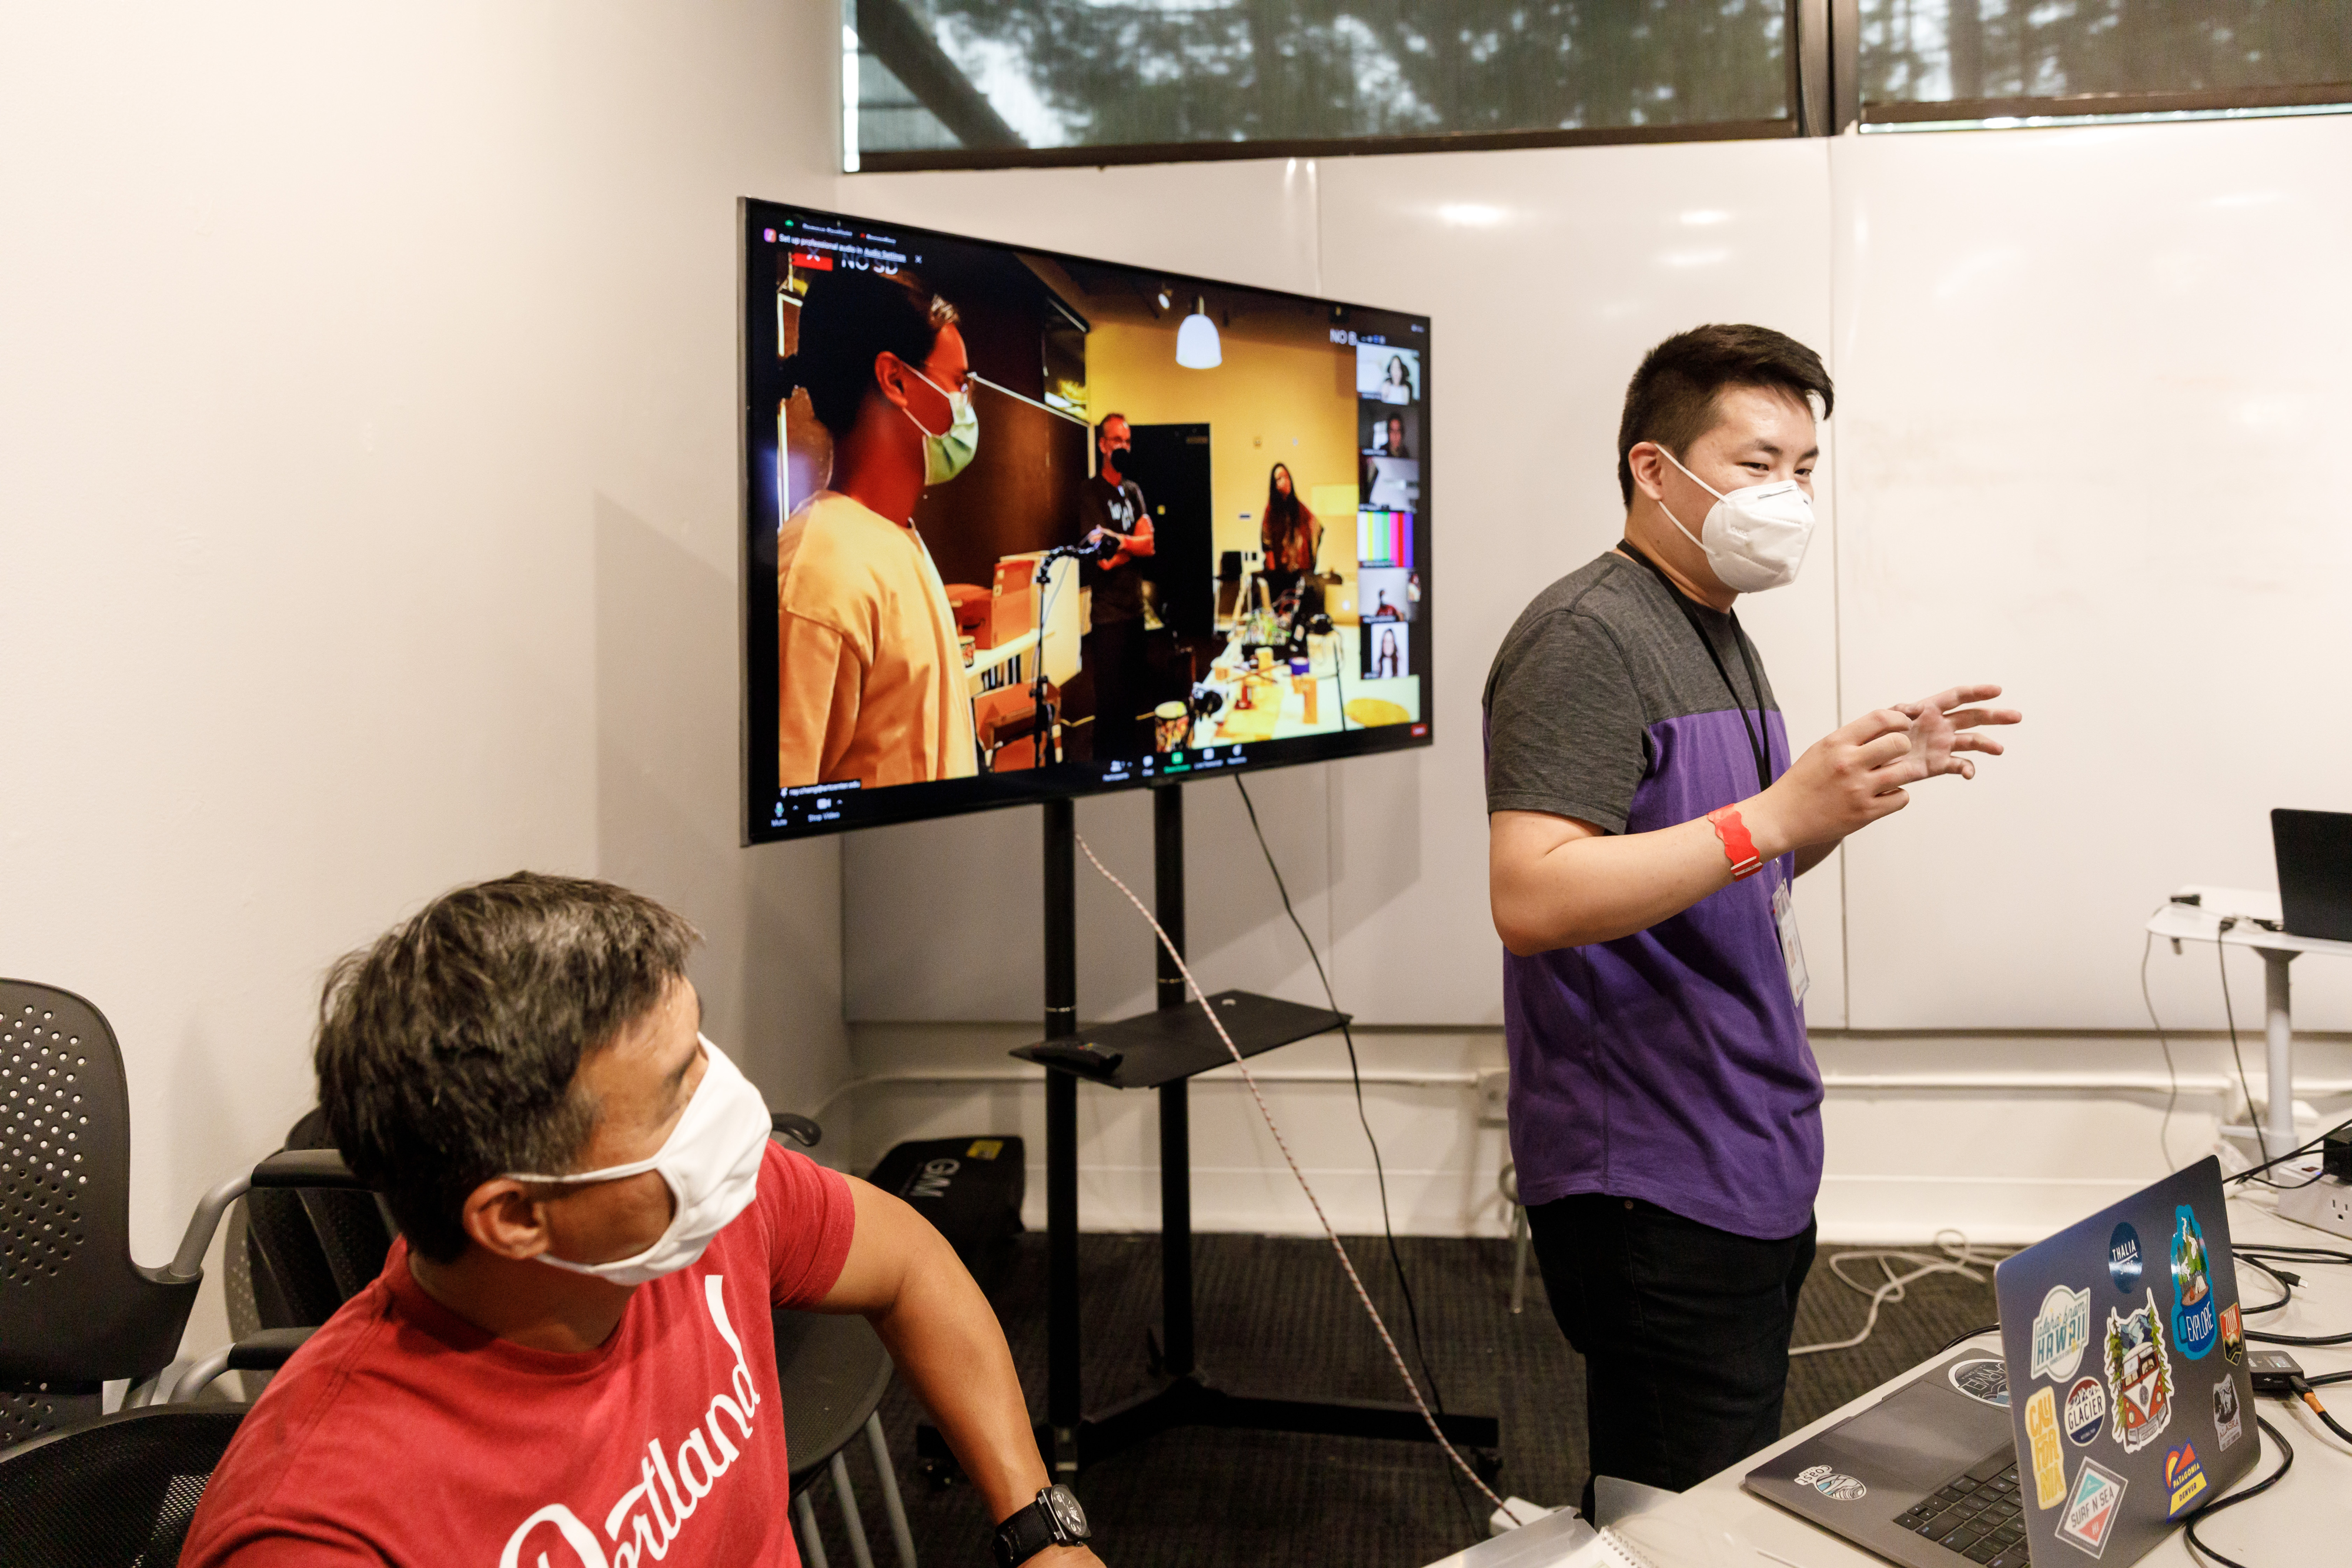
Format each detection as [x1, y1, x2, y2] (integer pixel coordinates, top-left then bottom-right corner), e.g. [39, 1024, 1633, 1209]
[1078, 414, 1154, 756]
[773, 270, 979, 790]
[1484, 325, 2019, 1517]
[180, 874, 1103, 1568]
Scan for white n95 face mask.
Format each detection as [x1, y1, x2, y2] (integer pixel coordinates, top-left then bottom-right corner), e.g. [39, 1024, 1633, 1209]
[507, 1035, 773, 1286]
[1656, 446, 1815, 593]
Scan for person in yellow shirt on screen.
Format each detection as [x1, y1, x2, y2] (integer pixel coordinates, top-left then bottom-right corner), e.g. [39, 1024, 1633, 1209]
[775, 269, 980, 789]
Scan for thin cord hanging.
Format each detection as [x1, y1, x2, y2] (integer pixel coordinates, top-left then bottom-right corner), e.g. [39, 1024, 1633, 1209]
[2139, 928, 2180, 1172]
[1073, 828, 1507, 1516]
[1789, 1233, 2001, 1357]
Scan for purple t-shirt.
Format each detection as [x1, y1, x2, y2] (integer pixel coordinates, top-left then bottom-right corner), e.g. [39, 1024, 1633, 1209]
[1482, 551, 1821, 1241]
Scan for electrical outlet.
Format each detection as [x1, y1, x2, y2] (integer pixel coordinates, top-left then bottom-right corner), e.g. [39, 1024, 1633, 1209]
[2275, 1171, 2352, 1241]
[1476, 1068, 1510, 1125]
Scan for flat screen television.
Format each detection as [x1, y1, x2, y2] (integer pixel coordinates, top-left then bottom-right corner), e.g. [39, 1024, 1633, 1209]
[741, 199, 1433, 843]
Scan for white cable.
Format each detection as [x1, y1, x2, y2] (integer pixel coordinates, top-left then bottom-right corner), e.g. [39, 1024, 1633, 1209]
[1789, 1231, 2003, 1357]
[1073, 830, 1507, 1513]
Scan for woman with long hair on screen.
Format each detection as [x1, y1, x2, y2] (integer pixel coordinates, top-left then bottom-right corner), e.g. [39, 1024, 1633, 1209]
[773, 268, 980, 789]
[1374, 624, 1401, 678]
[1258, 462, 1322, 627]
[1378, 353, 1413, 404]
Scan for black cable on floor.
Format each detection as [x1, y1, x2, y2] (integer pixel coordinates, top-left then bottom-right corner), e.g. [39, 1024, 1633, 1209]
[1231, 774, 1480, 1537]
[2183, 1412, 2293, 1568]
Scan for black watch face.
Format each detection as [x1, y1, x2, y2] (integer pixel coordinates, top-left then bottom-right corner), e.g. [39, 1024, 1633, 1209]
[1045, 1486, 1089, 1539]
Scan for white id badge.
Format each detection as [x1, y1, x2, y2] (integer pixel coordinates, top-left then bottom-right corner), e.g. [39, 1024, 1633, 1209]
[1772, 872, 1810, 1008]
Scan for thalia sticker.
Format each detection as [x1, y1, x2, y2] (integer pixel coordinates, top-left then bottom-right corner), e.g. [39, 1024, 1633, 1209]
[2059, 1457, 2129, 1559]
[2106, 1289, 2175, 1454]
[2108, 1223, 2142, 1293]
[2026, 1386, 2066, 1510]
[1949, 1359, 2010, 1407]
[2163, 1443, 2208, 1519]
[2064, 1376, 2107, 1446]
[2218, 1302, 2243, 1366]
[2211, 1378, 2243, 1452]
[2032, 1285, 2093, 1381]
[2169, 1206, 2217, 1361]
[1793, 1464, 1865, 1501]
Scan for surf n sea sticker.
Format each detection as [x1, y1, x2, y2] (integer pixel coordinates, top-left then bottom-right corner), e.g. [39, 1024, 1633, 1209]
[2105, 1288, 2174, 1454]
[2211, 1377, 2243, 1452]
[2059, 1457, 2129, 1559]
[2163, 1443, 2208, 1519]
[1949, 1359, 2010, 1407]
[2219, 1302, 2243, 1366]
[2169, 1206, 2217, 1360]
[2108, 1223, 2142, 1293]
[2064, 1376, 2107, 1446]
[2026, 1386, 2066, 1509]
[2032, 1284, 2093, 1380]
[1794, 1463, 1865, 1501]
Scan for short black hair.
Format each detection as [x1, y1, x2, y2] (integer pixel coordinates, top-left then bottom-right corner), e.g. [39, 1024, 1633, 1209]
[315, 872, 700, 1262]
[781, 270, 958, 440]
[1616, 325, 1833, 505]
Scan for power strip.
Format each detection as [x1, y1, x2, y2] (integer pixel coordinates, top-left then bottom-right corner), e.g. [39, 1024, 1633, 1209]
[2274, 1167, 2352, 1241]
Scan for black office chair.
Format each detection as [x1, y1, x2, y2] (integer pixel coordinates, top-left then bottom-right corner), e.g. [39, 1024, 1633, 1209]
[240, 1109, 394, 1333]
[0, 1404, 250, 1566]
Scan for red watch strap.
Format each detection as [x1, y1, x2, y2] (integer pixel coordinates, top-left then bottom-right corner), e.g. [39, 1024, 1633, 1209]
[1706, 805, 1763, 881]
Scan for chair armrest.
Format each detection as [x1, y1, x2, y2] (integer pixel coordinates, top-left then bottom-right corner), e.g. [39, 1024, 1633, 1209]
[250, 1148, 365, 1188]
[165, 1149, 372, 1283]
[771, 1112, 823, 1149]
[169, 1328, 317, 1403]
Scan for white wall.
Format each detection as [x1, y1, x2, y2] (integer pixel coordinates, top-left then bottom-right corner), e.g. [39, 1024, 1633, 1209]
[0, 5, 854, 1366]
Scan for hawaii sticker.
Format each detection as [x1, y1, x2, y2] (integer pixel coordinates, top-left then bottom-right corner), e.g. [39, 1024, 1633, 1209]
[2108, 1223, 2142, 1293]
[2218, 1302, 2243, 1366]
[2211, 1377, 2243, 1452]
[2169, 1206, 2217, 1360]
[1949, 1359, 2010, 1407]
[2059, 1457, 2129, 1559]
[2033, 1284, 2093, 1381]
[2064, 1376, 2107, 1446]
[2106, 1288, 2175, 1453]
[2026, 1385, 2066, 1509]
[2163, 1443, 2208, 1518]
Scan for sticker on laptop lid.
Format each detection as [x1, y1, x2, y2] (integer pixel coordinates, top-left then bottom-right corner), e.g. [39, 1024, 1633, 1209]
[2107, 1223, 2142, 1293]
[2032, 1284, 2093, 1381]
[2058, 1457, 2129, 1559]
[2162, 1443, 2208, 1519]
[2064, 1376, 2107, 1446]
[1949, 1359, 2009, 1407]
[2218, 1301, 2243, 1366]
[2105, 1289, 2175, 1454]
[2169, 1206, 2218, 1361]
[2210, 1376, 2243, 1452]
[2026, 1385, 2067, 1509]
[1814, 1473, 1866, 1502]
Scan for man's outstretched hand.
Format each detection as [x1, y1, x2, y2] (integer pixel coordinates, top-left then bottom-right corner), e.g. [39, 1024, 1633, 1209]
[1893, 684, 2022, 781]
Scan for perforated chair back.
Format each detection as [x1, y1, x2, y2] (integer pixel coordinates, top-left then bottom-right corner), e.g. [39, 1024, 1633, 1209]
[0, 982, 198, 1439]
[243, 1109, 392, 1329]
[0, 1403, 248, 1566]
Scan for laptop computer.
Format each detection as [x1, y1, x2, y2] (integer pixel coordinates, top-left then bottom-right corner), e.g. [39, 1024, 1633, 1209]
[2273, 808, 2352, 943]
[1746, 1158, 2258, 1566]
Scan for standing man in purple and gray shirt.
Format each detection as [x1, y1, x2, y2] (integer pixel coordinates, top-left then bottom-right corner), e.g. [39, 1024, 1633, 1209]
[1483, 325, 2021, 1516]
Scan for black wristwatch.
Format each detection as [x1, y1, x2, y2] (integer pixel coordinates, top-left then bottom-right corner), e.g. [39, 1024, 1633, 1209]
[991, 1484, 1091, 1566]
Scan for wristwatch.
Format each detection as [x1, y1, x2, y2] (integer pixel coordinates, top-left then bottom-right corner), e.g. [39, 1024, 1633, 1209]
[991, 1484, 1092, 1566]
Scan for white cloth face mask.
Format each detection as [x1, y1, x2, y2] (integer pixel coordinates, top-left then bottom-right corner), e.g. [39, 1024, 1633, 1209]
[1655, 446, 1815, 593]
[507, 1035, 773, 1286]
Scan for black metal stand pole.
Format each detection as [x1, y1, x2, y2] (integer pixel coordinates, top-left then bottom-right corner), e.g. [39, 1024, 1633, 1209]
[1153, 784, 1194, 1379]
[1043, 797, 1080, 1479]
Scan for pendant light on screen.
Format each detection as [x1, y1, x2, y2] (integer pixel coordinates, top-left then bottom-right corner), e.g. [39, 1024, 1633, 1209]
[1175, 295, 1221, 369]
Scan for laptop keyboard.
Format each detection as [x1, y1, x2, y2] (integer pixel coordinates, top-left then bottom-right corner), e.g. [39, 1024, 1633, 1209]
[1890, 1449, 2030, 1566]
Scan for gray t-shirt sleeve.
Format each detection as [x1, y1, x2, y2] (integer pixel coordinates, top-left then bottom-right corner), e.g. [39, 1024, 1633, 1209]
[1483, 609, 1648, 833]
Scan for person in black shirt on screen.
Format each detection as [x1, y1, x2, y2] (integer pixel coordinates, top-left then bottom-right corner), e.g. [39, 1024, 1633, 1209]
[1077, 413, 1154, 757]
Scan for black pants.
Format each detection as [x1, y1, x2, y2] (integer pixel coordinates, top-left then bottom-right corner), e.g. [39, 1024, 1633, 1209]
[1525, 1193, 1816, 1518]
[1087, 616, 1150, 758]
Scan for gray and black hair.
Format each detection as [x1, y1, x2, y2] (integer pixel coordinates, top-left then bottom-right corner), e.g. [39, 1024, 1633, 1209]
[315, 872, 700, 1262]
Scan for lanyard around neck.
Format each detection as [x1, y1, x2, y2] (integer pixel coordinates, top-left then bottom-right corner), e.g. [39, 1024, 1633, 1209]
[1618, 542, 1772, 795]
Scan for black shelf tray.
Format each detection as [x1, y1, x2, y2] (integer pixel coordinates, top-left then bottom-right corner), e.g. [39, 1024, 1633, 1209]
[1011, 989, 1347, 1091]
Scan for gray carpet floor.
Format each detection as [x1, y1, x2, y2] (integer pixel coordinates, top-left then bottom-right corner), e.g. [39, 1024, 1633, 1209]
[804, 1231, 2000, 1567]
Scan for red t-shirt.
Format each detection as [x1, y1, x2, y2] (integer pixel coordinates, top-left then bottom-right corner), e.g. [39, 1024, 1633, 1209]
[180, 1142, 855, 1567]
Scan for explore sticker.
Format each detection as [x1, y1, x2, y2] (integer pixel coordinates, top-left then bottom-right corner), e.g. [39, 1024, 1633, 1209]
[2033, 1284, 2093, 1382]
[2106, 1289, 2174, 1454]
[1949, 1359, 2010, 1407]
[2026, 1385, 2066, 1509]
[2064, 1376, 2107, 1446]
[2169, 1207, 2217, 1361]
[2211, 1377, 2243, 1452]
[2163, 1443, 2208, 1519]
[2059, 1457, 2129, 1559]
[2108, 1223, 2143, 1293]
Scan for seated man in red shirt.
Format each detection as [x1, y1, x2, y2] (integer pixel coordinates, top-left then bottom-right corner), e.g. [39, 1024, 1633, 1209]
[183, 872, 1102, 1568]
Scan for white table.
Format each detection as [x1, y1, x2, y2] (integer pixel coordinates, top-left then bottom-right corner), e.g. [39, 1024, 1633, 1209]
[1431, 1190, 2352, 1567]
[2146, 885, 2352, 1163]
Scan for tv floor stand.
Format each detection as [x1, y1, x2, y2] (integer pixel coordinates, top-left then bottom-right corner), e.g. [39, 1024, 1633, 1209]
[1015, 787, 1499, 1479]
